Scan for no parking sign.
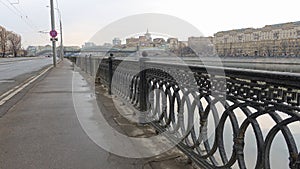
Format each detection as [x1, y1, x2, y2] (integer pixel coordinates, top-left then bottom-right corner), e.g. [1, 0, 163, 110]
[49, 30, 58, 38]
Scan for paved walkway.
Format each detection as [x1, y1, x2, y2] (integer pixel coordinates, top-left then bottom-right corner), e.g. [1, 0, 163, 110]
[0, 60, 194, 169]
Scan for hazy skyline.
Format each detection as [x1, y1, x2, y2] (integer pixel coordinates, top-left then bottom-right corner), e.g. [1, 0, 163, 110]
[0, 0, 300, 48]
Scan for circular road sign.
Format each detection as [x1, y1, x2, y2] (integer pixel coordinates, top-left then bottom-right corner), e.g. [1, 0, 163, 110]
[50, 30, 58, 38]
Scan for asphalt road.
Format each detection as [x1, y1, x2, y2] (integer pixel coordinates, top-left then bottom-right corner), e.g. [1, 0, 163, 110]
[0, 57, 52, 97]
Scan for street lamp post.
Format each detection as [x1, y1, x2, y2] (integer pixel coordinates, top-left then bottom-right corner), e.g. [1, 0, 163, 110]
[47, 5, 63, 61]
[59, 19, 63, 60]
[50, 0, 56, 67]
[56, 9, 63, 60]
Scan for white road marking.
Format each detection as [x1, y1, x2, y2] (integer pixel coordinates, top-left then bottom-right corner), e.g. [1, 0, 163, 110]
[0, 66, 53, 106]
[0, 80, 15, 83]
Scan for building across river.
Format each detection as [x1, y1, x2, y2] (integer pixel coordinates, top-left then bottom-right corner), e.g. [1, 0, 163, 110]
[212, 21, 300, 57]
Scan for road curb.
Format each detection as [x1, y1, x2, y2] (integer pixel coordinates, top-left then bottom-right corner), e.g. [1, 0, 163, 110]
[0, 65, 53, 117]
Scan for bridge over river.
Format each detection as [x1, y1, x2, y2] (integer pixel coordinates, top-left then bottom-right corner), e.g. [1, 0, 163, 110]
[71, 55, 300, 169]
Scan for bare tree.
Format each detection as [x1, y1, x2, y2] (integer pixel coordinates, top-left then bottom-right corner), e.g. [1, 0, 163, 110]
[7, 32, 21, 57]
[0, 29, 8, 57]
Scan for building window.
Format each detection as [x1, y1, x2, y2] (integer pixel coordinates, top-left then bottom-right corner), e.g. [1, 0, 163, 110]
[224, 38, 228, 43]
[238, 35, 243, 41]
[253, 33, 259, 40]
[297, 31, 300, 37]
[273, 32, 279, 39]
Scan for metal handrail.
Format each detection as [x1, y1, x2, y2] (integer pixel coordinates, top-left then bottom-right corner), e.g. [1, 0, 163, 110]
[73, 56, 300, 169]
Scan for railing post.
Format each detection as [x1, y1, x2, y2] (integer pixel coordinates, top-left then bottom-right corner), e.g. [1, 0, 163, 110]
[138, 51, 149, 124]
[89, 54, 93, 76]
[85, 55, 88, 73]
[108, 54, 113, 95]
[71, 56, 76, 66]
[77, 56, 81, 68]
[95, 57, 101, 84]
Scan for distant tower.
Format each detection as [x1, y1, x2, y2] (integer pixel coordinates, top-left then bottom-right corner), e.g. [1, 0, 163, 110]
[112, 38, 121, 46]
[145, 29, 152, 41]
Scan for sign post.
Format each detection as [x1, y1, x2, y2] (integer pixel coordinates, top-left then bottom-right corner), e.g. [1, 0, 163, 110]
[50, 30, 58, 38]
[50, 0, 56, 67]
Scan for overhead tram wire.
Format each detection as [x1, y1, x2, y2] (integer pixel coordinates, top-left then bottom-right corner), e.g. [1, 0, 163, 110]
[9, 0, 19, 4]
[5, 0, 25, 17]
[7, 0, 40, 31]
[7, 0, 29, 16]
[6, 0, 38, 27]
[4, 0, 39, 32]
[0, 0, 20, 17]
[0, 0, 35, 32]
[0, 0, 48, 43]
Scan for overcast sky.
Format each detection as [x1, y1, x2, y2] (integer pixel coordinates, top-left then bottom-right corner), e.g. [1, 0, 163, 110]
[0, 0, 299, 48]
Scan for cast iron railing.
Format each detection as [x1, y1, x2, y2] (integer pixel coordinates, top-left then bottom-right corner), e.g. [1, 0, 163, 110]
[73, 55, 300, 169]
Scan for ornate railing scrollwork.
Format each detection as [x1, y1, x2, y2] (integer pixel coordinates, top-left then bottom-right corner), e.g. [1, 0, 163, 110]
[75, 56, 300, 169]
